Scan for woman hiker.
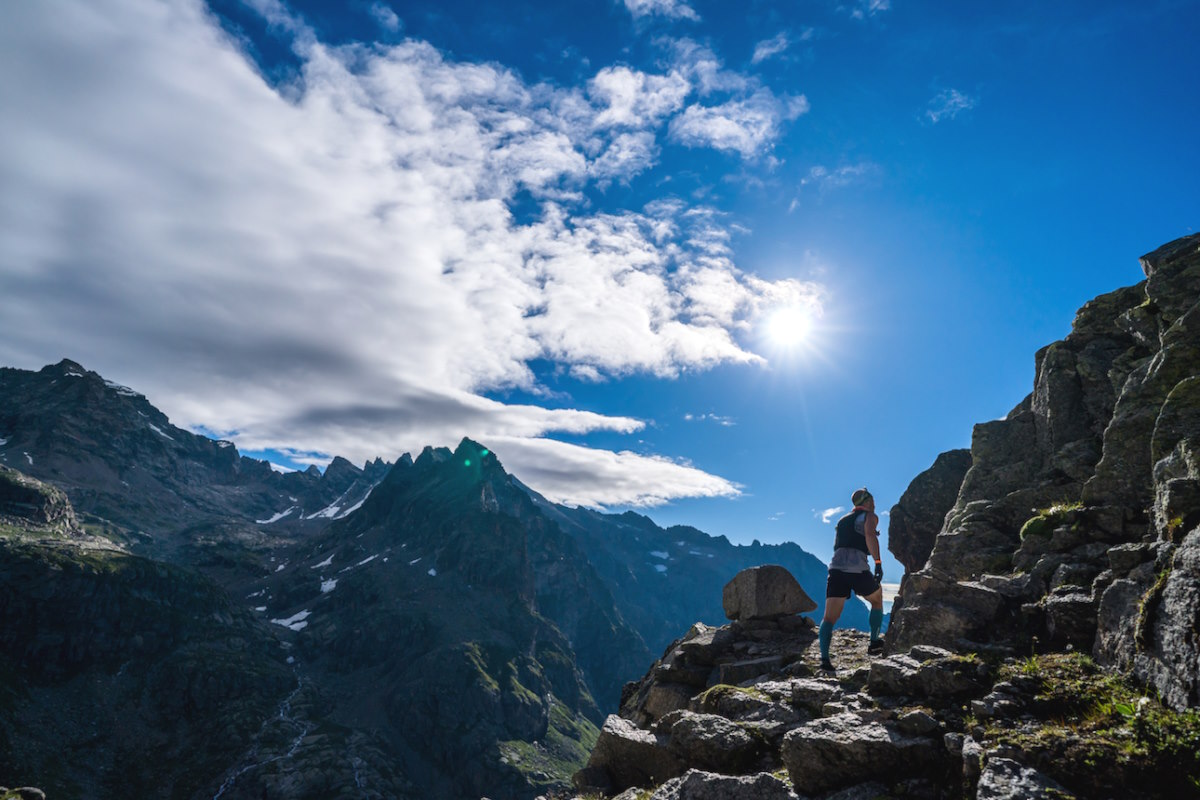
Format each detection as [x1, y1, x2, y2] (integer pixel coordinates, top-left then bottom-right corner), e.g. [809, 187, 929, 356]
[819, 487, 885, 670]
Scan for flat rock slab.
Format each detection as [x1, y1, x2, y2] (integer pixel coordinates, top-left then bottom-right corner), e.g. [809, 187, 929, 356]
[650, 769, 800, 800]
[781, 712, 944, 794]
[723, 565, 816, 620]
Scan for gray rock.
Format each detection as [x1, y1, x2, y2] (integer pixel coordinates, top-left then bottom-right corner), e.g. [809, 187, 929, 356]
[650, 769, 799, 800]
[722, 565, 816, 620]
[1107, 542, 1151, 574]
[1137, 528, 1200, 711]
[643, 682, 697, 722]
[781, 712, 944, 794]
[581, 714, 684, 791]
[962, 736, 984, 792]
[1140, 232, 1200, 325]
[867, 649, 987, 701]
[976, 757, 1074, 799]
[667, 712, 760, 774]
[789, 678, 842, 714]
[896, 709, 940, 735]
[1043, 590, 1097, 649]
[719, 656, 783, 685]
[887, 573, 1007, 652]
[888, 449, 972, 573]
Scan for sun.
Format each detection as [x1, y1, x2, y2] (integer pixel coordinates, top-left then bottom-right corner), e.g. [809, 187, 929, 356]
[766, 305, 815, 348]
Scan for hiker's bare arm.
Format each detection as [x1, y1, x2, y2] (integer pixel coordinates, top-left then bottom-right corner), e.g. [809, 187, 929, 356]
[865, 513, 882, 562]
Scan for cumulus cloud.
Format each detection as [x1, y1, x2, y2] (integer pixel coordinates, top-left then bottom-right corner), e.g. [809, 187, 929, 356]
[925, 88, 977, 123]
[622, 0, 700, 22]
[0, 0, 821, 506]
[670, 90, 809, 158]
[589, 66, 691, 128]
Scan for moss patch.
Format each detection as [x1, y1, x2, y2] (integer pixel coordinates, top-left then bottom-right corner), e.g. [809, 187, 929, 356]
[1020, 502, 1084, 541]
[696, 683, 769, 706]
[985, 653, 1200, 796]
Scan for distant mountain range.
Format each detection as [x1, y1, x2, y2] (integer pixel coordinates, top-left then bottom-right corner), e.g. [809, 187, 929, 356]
[0, 359, 858, 799]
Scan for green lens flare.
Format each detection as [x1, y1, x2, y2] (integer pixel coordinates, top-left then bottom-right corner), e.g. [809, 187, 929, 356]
[481, 449, 490, 457]
[464, 459, 472, 467]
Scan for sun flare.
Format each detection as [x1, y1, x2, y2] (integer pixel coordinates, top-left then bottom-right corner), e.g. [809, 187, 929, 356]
[766, 305, 815, 348]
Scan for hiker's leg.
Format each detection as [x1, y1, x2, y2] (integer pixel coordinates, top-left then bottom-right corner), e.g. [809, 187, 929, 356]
[820, 596, 845, 663]
[823, 596, 847, 624]
[865, 587, 884, 641]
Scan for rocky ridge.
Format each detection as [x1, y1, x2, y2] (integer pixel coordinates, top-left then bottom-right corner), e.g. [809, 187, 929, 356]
[565, 234, 1200, 799]
[887, 232, 1200, 713]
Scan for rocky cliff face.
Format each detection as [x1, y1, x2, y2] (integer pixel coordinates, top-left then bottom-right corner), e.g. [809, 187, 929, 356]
[0, 468, 300, 800]
[568, 234, 1200, 800]
[887, 233, 1200, 714]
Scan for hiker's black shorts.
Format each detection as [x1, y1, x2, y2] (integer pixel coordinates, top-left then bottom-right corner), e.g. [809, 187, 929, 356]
[826, 568, 879, 599]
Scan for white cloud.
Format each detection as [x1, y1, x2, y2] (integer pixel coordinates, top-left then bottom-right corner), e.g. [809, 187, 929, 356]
[751, 33, 792, 64]
[664, 38, 748, 95]
[368, 2, 401, 32]
[622, 0, 700, 22]
[0, 0, 822, 506]
[490, 436, 739, 507]
[589, 66, 691, 129]
[818, 506, 845, 523]
[800, 161, 881, 191]
[925, 88, 977, 124]
[590, 131, 659, 184]
[670, 90, 809, 158]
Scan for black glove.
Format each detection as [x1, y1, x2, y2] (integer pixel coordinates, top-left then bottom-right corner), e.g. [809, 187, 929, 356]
[874, 562, 883, 582]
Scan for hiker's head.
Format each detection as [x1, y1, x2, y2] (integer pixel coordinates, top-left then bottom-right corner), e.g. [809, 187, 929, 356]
[851, 488, 873, 508]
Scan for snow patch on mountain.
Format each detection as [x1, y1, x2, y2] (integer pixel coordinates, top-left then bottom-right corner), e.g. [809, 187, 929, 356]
[271, 610, 311, 631]
[257, 506, 298, 525]
[311, 553, 334, 569]
[148, 423, 174, 441]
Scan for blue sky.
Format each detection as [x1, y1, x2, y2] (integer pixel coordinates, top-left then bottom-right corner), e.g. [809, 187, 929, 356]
[1, 0, 1197, 580]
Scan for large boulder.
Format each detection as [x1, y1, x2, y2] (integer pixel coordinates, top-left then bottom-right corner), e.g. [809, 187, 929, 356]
[781, 712, 945, 794]
[578, 714, 684, 791]
[649, 769, 799, 800]
[665, 712, 760, 774]
[722, 565, 815, 621]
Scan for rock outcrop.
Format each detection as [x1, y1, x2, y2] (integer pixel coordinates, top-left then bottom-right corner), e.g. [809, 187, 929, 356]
[886, 233, 1200, 714]
[570, 234, 1200, 800]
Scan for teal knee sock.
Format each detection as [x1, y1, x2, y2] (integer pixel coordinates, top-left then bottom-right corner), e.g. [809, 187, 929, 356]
[869, 608, 883, 641]
[819, 621, 833, 661]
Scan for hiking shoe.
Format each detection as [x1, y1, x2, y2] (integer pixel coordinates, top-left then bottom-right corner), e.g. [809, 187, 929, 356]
[867, 639, 885, 655]
[819, 658, 835, 672]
